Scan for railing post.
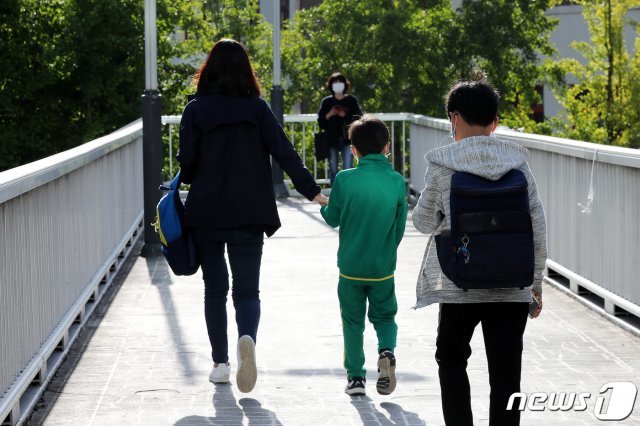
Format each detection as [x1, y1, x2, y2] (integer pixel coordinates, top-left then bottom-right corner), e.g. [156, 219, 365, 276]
[142, 0, 162, 255]
[270, 0, 289, 198]
[142, 91, 163, 255]
[271, 86, 289, 198]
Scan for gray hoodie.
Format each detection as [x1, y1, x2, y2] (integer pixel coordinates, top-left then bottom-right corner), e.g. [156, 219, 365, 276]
[412, 135, 548, 308]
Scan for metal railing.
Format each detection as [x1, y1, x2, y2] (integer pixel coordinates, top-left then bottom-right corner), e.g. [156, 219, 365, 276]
[164, 110, 640, 324]
[2, 110, 640, 425]
[162, 113, 411, 185]
[408, 116, 640, 328]
[0, 120, 144, 426]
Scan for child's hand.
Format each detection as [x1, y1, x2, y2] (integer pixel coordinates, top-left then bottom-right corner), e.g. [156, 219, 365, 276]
[313, 193, 329, 206]
[530, 290, 542, 319]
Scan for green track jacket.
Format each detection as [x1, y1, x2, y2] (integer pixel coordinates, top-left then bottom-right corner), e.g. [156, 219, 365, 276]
[321, 154, 407, 282]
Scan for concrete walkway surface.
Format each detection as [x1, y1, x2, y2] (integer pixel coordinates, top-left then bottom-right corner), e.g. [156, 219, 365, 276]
[29, 199, 640, 425]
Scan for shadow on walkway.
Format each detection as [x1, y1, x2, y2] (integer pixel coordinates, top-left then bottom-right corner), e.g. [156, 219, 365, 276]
[146, 256, 196, 383]
[174, 384, 282, 425]
[350, 396, 427, 425]
[283, 368, 430, 383]
[278, 198, 335, 231]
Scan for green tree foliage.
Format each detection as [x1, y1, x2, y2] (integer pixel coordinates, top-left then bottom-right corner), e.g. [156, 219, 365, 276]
[0, 0, 144, 171]
[155, 0, 272, 177]
[282, 0, 557, 132]
[282, 0, 455, 116]
[0, 0, 271, 172]
[451, 0, 558, 132]
[629, 37, 640, 147]
[157, 0, 272, 115]
[547, 0, 640, 147]
[67, 0, 146, 140]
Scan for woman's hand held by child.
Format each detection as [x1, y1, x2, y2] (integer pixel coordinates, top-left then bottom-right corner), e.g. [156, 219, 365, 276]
[314, 193, 329, 206]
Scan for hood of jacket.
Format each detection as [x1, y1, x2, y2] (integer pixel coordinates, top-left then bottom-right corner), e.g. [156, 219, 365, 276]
[426, 135, 529, 181]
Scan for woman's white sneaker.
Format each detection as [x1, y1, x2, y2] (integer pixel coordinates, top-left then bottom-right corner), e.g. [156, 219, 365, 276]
[236, 335, 257, 393]
[209, 362, 231, 384]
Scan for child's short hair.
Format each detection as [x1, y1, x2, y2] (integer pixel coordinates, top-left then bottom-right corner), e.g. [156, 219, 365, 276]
[445, 71, 500, 127]
[348, 114, 389, 156]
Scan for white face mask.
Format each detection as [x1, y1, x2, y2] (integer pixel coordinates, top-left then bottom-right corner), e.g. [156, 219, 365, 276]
[332, 82, 345, 94]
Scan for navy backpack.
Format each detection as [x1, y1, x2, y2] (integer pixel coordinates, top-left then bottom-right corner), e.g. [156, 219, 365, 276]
[435, 169, 534, 291]
[153, 171, 199, 276]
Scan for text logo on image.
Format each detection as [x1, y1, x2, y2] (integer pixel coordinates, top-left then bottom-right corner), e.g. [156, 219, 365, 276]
[507, 381, 638, 421]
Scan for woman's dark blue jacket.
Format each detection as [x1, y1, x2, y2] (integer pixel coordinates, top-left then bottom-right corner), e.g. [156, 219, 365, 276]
[177, 93, 321, 237]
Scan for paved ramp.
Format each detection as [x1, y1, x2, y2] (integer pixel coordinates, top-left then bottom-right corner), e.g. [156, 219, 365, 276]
[29, 199, 640, 425]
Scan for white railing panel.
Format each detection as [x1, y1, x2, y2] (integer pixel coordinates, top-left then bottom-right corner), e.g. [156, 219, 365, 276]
[409, 117, 640, 310]
[163, 113, 411, 183]
[164, 111, 640, 308]
[0, 122, 143, 416]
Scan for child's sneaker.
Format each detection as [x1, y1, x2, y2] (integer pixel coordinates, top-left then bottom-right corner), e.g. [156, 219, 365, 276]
[236, 335, 257, 393]
[377, 350, 397, 395]
[209, 362, 231, 384]
[345, 376, 366, 395]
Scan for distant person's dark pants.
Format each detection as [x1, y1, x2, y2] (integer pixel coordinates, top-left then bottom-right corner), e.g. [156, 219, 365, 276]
[192, 228, 264, 364]
[329, 144, 353, 186]
[436, 302, 529, 426]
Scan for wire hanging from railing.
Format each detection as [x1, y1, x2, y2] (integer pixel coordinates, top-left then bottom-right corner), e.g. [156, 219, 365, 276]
[577, 149, 597, 214]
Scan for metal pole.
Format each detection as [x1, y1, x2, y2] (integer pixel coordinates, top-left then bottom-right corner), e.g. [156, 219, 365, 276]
[142, 0, 163, 256]
[289, 0, 298, 23]
[402, 120, 406, 179]
[144, 0, 158, 92]
[391, 121, 395, 169]
[271, 0, 290, 198]
[273, 0, 282, 88]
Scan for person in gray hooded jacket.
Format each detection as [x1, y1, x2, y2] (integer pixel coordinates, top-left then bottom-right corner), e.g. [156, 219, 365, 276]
[412, 75, 547, 426]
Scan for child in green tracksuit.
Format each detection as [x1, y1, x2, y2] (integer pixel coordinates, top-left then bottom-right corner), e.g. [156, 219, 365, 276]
[320, 114, 407, 396]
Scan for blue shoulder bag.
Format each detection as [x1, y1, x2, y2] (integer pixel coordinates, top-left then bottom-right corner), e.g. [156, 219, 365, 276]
[153, 171, 199, 276]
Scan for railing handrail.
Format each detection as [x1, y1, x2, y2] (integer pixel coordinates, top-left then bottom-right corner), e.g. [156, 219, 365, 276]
[162, 112, 640, 169]
[0, 119, 143, 205]
[494, 128, 640, 168]
[161, 112, 416, 125]
[412, 115, 640, 169]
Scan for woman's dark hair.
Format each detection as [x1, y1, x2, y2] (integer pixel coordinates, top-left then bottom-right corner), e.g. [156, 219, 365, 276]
[325, 72, 350, 95]
[349, 114, 389, 156]
[194, 39, 261, 97]
[445, 71, 500, 127]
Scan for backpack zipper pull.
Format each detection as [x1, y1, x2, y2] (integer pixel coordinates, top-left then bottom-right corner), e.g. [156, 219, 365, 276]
[457, 234, 471, 264]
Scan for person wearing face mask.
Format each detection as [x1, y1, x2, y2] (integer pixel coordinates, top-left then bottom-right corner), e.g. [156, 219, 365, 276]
[412, 73, 547, 425]
[317, 72, 363, 186]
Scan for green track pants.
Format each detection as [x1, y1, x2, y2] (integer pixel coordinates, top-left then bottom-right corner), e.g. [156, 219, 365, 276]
[338, 277, 398, 378]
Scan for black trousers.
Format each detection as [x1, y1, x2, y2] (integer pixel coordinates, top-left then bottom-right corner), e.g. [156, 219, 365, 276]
[192, 228, 264, 364]
[436, 302, 529, 426]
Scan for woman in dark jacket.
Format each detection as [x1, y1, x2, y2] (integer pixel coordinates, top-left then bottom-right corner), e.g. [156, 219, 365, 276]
[177, 39, 327, 393]
[317, 73, 363, 185]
